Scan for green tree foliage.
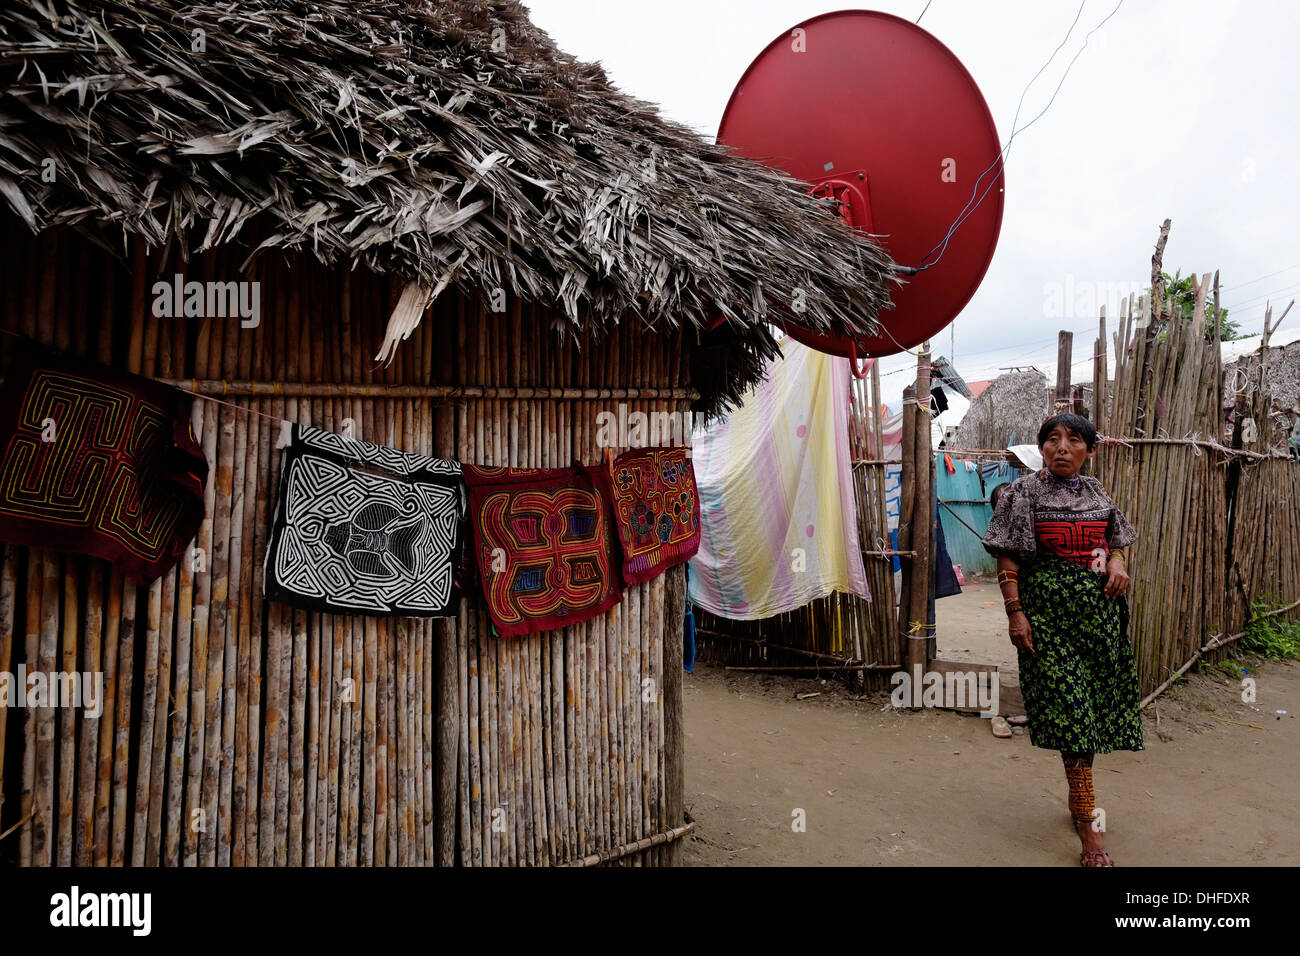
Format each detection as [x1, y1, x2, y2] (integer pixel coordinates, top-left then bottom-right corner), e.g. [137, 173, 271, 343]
[1147, 269, 1241, 342]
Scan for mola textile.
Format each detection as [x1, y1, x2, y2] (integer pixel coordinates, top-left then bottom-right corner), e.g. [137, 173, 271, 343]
[264, 425, 463, 616]
[599, 446, 701, 586]
[689, 339, 870, 619]
[464, 464, 621, 637]
[0, 340, 206, 581]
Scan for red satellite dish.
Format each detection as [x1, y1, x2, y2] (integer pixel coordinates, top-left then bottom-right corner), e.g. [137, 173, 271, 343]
[718, 9, 1005, 362]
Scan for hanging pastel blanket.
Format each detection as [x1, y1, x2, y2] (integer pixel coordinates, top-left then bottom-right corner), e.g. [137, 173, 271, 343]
[463, 464, 622, 638]
[0, 340, 207, 581]
[688, 339, 871, 619]
[599, 446, 701, 586]
[264, 424, 463, 616]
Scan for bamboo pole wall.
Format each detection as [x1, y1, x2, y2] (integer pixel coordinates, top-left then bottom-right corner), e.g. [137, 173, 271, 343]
[0, 222, 689, 865]
[1094, 260, 1298, 695]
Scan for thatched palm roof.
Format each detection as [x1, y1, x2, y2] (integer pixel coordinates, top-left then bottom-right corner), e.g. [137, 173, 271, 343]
[0, 0, 897, 413]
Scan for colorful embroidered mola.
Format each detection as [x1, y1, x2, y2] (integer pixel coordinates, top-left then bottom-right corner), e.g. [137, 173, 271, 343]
[600, 446, 701, 586]
[264, 425, 463, 616]
[0, 340, 207, 581]
[463, 464, 621, 638]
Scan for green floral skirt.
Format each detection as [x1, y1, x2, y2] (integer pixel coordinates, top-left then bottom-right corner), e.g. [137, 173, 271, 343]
[1018, 555, 1144, 753]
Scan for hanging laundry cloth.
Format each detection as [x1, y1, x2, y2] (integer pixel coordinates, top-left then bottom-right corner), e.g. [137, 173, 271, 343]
[689, 339, 870, 619]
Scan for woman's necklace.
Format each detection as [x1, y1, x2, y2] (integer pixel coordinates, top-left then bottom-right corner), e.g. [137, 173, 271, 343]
[1041, 468, 1083, 491]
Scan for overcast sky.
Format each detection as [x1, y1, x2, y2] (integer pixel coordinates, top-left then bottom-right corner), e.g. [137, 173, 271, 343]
[523, 0, 1300, 412]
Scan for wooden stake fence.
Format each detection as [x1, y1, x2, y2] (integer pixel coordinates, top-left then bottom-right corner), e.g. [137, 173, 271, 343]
[1094, 224, 1298, 697]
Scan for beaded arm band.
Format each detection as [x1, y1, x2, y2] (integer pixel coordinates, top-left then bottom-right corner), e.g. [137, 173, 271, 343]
[1004, 598, 1023, 616]
[1108, 548, 1127, 565]
[997, 568, 1018, 585]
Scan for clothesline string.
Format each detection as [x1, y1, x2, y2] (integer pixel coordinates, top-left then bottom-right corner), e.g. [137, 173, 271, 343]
[185, 386, 283, 424]
[0, 327, 286, 425]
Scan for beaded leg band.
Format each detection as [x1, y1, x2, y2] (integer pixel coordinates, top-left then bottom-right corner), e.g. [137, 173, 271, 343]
[1062, 752, 1096, 825]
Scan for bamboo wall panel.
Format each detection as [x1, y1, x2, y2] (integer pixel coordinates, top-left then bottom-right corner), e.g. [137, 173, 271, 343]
[1095, 271, 1298, 696]
[0, 222, 689, 865]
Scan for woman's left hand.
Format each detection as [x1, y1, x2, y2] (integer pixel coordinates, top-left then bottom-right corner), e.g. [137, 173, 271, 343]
[1104, 558, 1130, 598]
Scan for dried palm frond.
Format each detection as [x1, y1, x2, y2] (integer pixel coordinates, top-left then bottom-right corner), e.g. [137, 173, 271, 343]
[0, 0, 899, 413]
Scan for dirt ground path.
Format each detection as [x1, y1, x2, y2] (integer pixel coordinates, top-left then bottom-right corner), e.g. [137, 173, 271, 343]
[683, 580, 1299, 866]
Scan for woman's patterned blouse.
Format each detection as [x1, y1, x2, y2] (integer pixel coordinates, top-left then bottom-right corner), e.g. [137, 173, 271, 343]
[981, 469, 1138, 569]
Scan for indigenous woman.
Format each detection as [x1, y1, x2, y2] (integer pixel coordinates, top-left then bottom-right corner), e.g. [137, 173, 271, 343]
[981, 413, 1142, 867]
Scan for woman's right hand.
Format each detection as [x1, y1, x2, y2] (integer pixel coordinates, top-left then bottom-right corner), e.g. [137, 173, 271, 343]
[1008, 611, 1034, 654]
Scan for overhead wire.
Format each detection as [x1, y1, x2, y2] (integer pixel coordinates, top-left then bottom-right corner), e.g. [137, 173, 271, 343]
[909, 0, 1124, 274]
[1222, 280, 1300, 314]
[912, 0, 1085, 272]
[866, 2, 1119, 359]
[1220, 262, 1300, 293]
[862, 2, 1128, 370]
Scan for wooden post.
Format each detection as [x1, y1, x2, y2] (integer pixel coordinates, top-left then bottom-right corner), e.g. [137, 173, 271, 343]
[895, 384, 916, 670]
[1095, 305, 1108, 433]
[906, 346, 933, 689]
[1135, 219, 1172, 440]
[434, 304, 458, 867]
[1056, 330, 1073, 417]
[1131, 219, 1173, 537]
[662, 563, 685, 866]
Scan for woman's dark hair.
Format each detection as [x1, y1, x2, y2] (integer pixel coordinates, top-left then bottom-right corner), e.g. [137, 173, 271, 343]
[1037, 413, 1097, 450]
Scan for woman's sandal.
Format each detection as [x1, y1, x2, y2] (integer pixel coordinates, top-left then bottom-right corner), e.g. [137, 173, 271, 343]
[1080, 848, 1115, 867]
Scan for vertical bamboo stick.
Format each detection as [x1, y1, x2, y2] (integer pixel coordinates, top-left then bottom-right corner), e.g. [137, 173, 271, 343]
[273, 405, 298, 867]
[55, 559, 78, 865]
[108, 577, 137, 867]
[435, 323, 460, 867]
[230, 406, 256, 866]
[130, 574, 162, 866]
[200, 397, 235, 866]
[323, 613, 341, 867]
[258, 394, 287, 866]
[662, 563, 686, 865]
[19, 551, 42, 865]
[287, 604, 307, 865]
[389, 618, 404, 868]
[348, 540, 365, 866]
[33, 553, 60, 865]
[368, 612, 382, 866]
[74, 560, 105, 867]
[0, 548, 14, 848]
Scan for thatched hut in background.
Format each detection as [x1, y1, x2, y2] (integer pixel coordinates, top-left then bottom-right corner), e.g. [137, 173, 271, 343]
[1223, 334, 1300, 452]
[945, 369, 1048, 450]
[0, 0, 894, 866]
